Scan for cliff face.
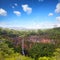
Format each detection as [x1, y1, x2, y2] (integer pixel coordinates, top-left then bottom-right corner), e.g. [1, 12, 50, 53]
[6, 35, 54, 49]
[0, 32, 55, 50]
[27, 35, 52, 43]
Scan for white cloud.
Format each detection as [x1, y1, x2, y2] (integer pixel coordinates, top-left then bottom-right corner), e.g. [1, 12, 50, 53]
[27, 22, 54, 29]
[13, 11, 21, 16]
[55, 3, 60, 13]
[56, 16, 60, 21]
[48, 13, 53, 16]
[14, 3, 18, 6]
[56, 24, 60, 27]
[55, 16, 60, 27]
[22, 4, 32, 14]
[0, 22, 8, 28]
[54, 23, 60, 27]
[0, 8, 7, 16]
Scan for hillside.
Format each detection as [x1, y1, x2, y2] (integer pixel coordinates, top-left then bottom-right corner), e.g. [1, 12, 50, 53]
[0, 27, 60, 60]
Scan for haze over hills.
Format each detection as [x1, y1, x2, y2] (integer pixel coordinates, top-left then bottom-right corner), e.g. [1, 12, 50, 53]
[0, 26, 60, 31]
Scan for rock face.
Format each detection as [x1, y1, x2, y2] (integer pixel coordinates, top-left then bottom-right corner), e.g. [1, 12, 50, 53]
[9, 35, 54, 49]
[27, 35, 52, 43]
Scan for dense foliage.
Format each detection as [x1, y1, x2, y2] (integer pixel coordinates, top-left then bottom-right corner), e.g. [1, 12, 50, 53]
[29, 43, 55, 60]
[0, 27, 60, 60]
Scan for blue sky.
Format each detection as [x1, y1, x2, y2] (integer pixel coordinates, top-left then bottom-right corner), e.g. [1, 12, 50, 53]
[0, 0, 60, 29]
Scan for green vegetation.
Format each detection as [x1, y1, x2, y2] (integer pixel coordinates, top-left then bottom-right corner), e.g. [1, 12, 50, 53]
[0, 27, 60, 60]
[29, 43, 55, 60]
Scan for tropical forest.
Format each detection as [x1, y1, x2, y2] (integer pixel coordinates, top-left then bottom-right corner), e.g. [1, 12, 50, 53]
[0, 27, 60, 60]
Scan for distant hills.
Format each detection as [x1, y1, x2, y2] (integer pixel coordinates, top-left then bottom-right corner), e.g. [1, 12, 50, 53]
[0, 26, 60, 31]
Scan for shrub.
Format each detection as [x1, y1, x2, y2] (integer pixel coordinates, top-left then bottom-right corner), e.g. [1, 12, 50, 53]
[38, 56, 56, 60]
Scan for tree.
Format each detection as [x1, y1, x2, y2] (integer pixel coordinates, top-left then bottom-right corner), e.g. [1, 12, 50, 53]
[53, 48, 60, 60]
[29, 43, 55, 60]
[0, 39, 14, 59]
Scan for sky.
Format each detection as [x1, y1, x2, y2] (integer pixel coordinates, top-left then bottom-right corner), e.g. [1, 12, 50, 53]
[0, 0, 60, 29]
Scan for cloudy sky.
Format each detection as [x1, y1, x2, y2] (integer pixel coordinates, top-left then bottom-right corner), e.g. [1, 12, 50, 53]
[0, 0, 60, 29]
